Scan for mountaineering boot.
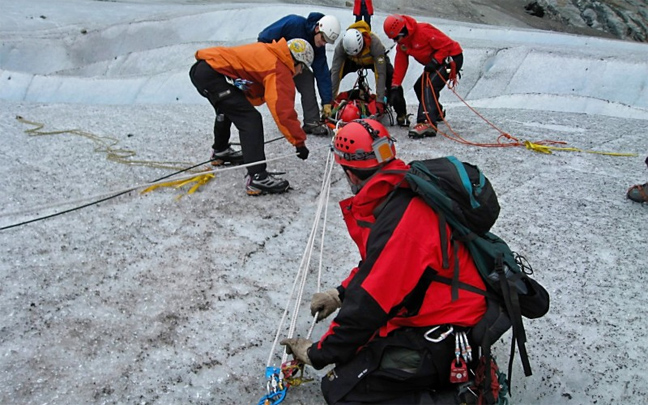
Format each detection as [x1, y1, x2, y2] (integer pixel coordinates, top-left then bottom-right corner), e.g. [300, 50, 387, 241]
[408, 122, 437, 138]
[627, 182, 648, 203]
[245, 171, 290, 195]
[302, 122, 331, 136]
[396, 114, 411, 127]
[211, 146, 244, 166]
[437, 109, 446, 122]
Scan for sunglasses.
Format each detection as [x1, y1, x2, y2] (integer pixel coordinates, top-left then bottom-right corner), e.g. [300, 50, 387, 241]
[393, 27, 408, 41]
[318, 31, 334, 44]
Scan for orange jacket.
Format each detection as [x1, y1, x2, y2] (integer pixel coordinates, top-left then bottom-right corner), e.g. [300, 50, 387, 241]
[195, 39, 307, 147]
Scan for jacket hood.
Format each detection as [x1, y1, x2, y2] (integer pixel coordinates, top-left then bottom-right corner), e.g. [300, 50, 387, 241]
[401, 14, 419, 36]
[307, 12, 325, 32]
[345, 159, 410, 217]
[266, 38, 296, 73]
[348, 20, 371, 34]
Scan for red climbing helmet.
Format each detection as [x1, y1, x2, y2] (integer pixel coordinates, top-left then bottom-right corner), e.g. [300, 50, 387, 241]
[339, 101, 361, 123]
[332, 119, 396, 169]
[383, 14, 406, 39]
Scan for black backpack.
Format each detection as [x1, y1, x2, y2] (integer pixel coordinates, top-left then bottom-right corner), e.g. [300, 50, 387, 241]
[381, 156, 550, 404]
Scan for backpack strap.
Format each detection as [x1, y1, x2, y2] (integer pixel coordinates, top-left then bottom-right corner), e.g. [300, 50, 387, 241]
[495, 256, 533, 384]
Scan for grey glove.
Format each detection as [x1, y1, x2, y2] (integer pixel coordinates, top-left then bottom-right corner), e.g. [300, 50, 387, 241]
[280, 337, 313, 365]
[310, 288, 342, 321]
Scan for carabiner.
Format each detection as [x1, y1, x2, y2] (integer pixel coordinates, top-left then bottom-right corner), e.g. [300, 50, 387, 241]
[424, 325, 454, 343]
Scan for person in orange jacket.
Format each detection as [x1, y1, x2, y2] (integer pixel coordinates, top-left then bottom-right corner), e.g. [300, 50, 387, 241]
[384, 14, 464, 139]
[353, 0, 373, 28]
[281, 119, 486, 404]
[189, 38, 313, 195]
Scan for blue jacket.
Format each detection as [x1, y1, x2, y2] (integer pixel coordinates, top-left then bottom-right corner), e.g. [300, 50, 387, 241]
[258, 12, 333, 105]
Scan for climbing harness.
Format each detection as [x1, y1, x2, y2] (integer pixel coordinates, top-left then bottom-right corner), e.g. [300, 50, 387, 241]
[257, 150, 337, 404]
[226, 76, 253, 91]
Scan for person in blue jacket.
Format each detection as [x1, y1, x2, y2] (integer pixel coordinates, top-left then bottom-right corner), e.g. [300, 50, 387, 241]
[259, 13, 341, 136]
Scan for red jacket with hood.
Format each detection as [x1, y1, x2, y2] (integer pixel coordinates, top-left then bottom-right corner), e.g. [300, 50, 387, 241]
[391, 15, 463, 87]
[307, 159, 486, 370]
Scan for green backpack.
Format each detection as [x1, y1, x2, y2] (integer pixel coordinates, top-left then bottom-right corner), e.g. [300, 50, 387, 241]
[382, 156, 550, 404]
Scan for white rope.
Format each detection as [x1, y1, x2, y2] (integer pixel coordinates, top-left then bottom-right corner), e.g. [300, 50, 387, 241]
[307, 151, 335, 339]
[265, 149, 336, 368]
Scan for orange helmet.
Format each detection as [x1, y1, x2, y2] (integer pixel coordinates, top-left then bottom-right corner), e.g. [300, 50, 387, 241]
[332, 119, 396, 169]
[384, 15, 406, 39]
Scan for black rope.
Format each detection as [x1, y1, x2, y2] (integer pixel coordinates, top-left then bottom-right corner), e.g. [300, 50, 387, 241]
[0, 159, 213, 231]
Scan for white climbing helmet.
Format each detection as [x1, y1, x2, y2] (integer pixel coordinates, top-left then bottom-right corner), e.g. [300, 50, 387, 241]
[287, 38, 315, 67]
[317, 15, 341, 44]
[342, 29, 364, 56]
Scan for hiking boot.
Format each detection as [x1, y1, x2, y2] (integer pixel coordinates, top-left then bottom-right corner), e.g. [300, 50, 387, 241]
[627, 182, 648, 203]
[211, 146, 243, 166]
[408, 122, 437, 138]
[396, 114, 411, 127]
[302, 122, 331, 136]
[245, 171, 290, 195]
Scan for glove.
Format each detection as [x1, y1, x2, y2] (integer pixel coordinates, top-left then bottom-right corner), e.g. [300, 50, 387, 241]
[280, 337, 313, 365]
[376, 101, 386, 116]
[296, 145, 309, 160]
[424, 59, 441, 73]
[310, 289, 341, 321]
[321, 104, 332, 119]
[389, 86, 403, 108]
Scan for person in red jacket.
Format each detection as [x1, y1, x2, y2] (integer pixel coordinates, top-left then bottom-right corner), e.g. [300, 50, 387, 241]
[383, 14, 464, 139]
[189, 38, 313, 195]
[353, 0, 373, 28]
[281, 119, 487, 404]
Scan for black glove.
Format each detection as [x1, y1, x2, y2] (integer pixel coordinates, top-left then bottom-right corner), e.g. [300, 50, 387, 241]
[296, 145, 309, 160]
[389, 86, 404, 109]
[424, 59, 441, 73]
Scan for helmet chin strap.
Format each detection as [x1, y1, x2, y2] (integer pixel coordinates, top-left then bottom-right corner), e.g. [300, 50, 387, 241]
[345, 173, 363, 195]
[343, 164, 386, 195]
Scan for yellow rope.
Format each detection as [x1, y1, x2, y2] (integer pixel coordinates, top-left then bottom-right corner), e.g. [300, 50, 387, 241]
[16, 115, 198, 171]
[523, 141, 638, 157]
[141, 172, 215, 200]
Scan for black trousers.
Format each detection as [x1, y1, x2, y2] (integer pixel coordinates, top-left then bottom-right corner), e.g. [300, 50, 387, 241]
[321, 328, 459, 405]
[339, 59, 407, 118]
[413, 54, 464, 124]
[189, 60, 266, 175]
[354, 0, 372, 28]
